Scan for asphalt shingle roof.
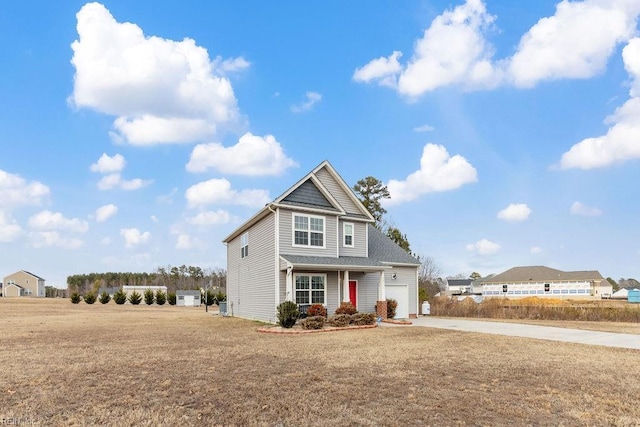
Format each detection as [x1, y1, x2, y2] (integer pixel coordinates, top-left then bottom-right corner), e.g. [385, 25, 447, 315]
[367, 224, 421, 265]
[482, 266, 603, 284]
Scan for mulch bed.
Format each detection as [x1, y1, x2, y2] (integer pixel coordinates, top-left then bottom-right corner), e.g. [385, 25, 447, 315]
[257, 324, 378, 334]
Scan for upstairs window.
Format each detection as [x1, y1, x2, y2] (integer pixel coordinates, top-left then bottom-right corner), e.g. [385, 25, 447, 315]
[293, 214, 324, 247]
[343, 222, 354, 247]
[240, 232, 249, 258]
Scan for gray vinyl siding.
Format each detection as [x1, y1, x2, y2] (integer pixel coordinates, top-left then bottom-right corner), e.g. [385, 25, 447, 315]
[357, 272, 381, 313]
[279, 208, 338, 257]
[338, 220, 367, 257]
[315, 167, 362, 215]
[385, 267, 418, 316]
[226, 213, 277, 323]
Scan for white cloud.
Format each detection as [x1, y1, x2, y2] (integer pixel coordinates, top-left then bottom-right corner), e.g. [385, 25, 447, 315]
[101, 237, 112, 245]
[353, 51, 403, 88]
[176, 233, 193, 250]
[185, 178, 270, 208]
[150, 215, 158, 223]
[0, 169, 50, 208]
[213, 56, 250, 74]
[508, 1, 640, 87]
[355, 0, 500, 97]
[28, 210, 89, 233]
[530, 246, 543, 254]
[497, 203, 532, 222]
[466, 238, 501, 255]
[413, 124, 435, 133]
[291, 91, 322, 113]
[570, 201, 602, 217]
[386, 144, 477, 205]
[90, 153, 125, 173]
[97, 173, 152, 191]
[355, 1, 640, 96]
[70, 2, 241, 145]
[186, 132, 298, 175]
[559, 38, 640, 169]
[120, 227, 150, 248]
[157, 188, 177, 204]
[187, 210, 231, 226]
[95, 204, 118, 222]
[30, 231, 84, 249]
[0, 210, 22, 242]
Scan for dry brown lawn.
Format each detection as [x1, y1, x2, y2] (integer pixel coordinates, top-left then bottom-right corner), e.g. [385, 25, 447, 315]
[2, 298, 640, 426]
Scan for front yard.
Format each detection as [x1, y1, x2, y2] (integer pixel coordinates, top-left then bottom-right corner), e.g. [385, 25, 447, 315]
[1, 298, 639, 425]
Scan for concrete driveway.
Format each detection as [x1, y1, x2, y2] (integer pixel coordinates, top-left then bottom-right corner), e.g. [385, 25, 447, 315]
[386, 317, 640, 350]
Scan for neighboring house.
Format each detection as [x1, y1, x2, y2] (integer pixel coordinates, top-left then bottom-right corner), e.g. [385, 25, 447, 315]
[223, 160, 421, 323]
[2, 271, 46, 297]
[176, 290, 201, 307]
[446, 279, 473, 295]
[479, 266, 610, 299]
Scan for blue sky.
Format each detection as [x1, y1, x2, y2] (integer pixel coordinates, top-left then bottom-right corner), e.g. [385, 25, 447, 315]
[2, 0, 640, 287]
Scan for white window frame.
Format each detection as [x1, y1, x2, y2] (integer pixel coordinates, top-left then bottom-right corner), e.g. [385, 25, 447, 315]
[292, 213, 325, 248]
[240, 232, 249, 258]
[294, 274, 327, 306]
[343, 222, 354, 247]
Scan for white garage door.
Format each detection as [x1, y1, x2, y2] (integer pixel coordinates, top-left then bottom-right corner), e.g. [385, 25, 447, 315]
[184, 295, 194, 306]
[386, 284, 409, 319]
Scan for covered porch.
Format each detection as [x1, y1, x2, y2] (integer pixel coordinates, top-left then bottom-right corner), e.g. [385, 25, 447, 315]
[279, 255, 392, 319]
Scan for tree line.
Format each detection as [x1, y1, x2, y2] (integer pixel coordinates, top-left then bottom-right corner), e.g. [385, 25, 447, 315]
[67, 265, 226, 295]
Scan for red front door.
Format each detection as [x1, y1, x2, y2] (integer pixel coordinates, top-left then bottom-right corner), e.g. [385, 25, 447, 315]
[349, 280, 357, 308]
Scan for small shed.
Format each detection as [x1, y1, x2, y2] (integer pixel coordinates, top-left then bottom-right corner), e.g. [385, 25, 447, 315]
[176, 290, 201, 307]
[628, 289, 640, 304]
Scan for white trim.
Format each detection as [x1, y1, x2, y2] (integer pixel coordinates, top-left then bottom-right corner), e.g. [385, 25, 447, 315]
[293, 273, 327, 306]
[292, 212, 326, 249]
[336, 217, 340, 258]
[274, 207, 280, 307]
[343, 222, 355, 248]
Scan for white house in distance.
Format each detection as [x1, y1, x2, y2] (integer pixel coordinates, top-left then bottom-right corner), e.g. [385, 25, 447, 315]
[223, 160, 421, 323]
[2, 270, 46, 297]
[479, 266, 611, 299]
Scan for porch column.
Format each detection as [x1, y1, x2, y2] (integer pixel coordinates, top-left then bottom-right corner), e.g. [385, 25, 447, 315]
[285, 265, 293, 301]
[376, 270, 387, 319]
[342, 270, 350, 302]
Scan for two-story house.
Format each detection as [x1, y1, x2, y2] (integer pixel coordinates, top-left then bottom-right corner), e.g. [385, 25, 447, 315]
[2, 270, 46, 297]
[223, 160, 420, 323]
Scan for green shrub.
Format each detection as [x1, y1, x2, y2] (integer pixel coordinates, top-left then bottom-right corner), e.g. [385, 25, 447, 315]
[99, 291, 111, 304]
[351, 312, 376, 325]
[277, 301, 299, 328]
[327, 314, 351, 327]
[335, 302, 357, 315]
[301, 315, 325, 330]
[113, 288, 127, 305]
[155, 290, 166, 306]
[307, 303, 327, 318]
[70, 292, 81, 304]
[215, 291, 226, 302]
[84, 292, 97, 304]
[386, 299, 398, 319]
[204, 289, 216, 306]
[144, 289, 155, 305]
[167, 292, 176, 305]
[128, 291, 142, 305]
